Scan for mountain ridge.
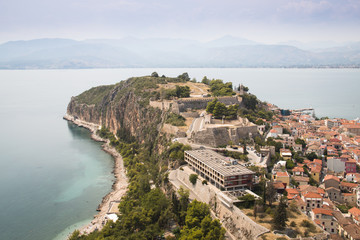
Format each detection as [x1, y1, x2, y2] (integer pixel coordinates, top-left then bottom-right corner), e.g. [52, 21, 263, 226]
[1, 37, 359, 68]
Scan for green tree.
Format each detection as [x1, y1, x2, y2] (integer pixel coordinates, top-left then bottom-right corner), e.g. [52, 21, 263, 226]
[178, 72, 190, 82]
[202, 76, 210, 85]
[151, 72, 159, 77]
[226, 104, 239, 119]
[242, 94, 258, 110]
[306, 152, 318, 161]
[184, 200, 210, 228]
[266, 180, 277, 207]
[286, 159, 295, 169]
[238, 194, 255, 208]
[175, 85, 190, 98]
[213, 102, 227, 119]
[206, 98, 218, 114]
[273, 197, 288, 231]
[209, 79, 234, 96]
[295, 138, 306, 148]
[189, 174, 198, 185]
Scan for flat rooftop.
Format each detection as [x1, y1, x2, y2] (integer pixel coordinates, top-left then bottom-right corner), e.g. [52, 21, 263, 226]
[185, 149, 254, 177]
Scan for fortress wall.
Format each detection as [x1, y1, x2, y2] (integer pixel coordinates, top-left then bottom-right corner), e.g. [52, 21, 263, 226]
[192, 128, 231, 147]
[192, 126, 260, 147]
[149, 100, 173, 111]
[178, 96, 240, 112]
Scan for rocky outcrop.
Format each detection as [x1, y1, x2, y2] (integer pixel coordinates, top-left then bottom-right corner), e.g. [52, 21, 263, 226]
[67, 80, 164, 144]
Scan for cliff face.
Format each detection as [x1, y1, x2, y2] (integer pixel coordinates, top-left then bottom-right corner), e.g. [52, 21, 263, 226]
[67, 78, 164, 144]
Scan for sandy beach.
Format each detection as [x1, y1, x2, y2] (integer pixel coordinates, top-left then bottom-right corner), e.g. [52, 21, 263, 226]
[63, 114, 128, 236]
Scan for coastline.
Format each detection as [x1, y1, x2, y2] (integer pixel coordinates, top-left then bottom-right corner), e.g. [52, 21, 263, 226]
[63, 114, 128, 236]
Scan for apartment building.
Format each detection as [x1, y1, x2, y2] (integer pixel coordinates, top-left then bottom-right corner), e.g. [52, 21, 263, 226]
[184, 149, 255, 191]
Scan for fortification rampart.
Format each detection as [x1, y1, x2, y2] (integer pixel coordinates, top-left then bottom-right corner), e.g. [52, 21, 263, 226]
[150, 96, 242, 113]
[191, 125, 259, 147]
[177, 96, 240, 112]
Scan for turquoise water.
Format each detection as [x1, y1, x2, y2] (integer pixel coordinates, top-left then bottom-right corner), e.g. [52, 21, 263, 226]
[0, 68, 359, 240]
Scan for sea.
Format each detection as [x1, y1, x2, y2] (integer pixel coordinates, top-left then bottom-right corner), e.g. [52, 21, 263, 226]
[0, 68, 359, 240]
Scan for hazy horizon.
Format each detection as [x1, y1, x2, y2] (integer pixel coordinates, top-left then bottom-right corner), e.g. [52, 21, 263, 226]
[1, 0, 359, 45]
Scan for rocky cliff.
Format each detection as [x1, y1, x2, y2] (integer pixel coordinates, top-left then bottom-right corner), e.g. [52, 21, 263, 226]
[66, 77, 165, 145]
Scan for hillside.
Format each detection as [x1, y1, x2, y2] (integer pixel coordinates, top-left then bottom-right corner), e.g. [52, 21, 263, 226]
[66, 74, 231, 239]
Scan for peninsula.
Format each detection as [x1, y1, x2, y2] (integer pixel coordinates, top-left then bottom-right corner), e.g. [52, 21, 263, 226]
[65, 72, 360, 240]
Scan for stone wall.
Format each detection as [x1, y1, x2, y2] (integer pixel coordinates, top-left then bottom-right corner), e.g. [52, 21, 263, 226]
[173, 168, 269, 239]
[191, 125, 260, 147]
[177, 96, 240, 112]
[150, 96, 242, 114]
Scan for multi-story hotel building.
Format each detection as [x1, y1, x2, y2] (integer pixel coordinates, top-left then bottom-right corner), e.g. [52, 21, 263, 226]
[184, 149, 255, 191]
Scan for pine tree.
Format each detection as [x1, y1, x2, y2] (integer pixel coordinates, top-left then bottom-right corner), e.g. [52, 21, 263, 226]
[273, 197, 288, 231]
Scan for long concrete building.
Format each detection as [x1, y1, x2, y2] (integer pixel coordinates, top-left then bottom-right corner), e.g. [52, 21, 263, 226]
[184, 149, 255, 191]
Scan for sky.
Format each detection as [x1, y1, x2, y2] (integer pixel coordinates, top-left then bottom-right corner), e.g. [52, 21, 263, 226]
[0, 0, 360, 44]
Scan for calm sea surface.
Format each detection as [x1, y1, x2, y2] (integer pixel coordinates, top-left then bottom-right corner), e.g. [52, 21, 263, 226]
[0, 68, 359, 240]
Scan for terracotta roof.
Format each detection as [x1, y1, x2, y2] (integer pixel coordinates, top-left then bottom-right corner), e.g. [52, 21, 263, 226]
[349, 207, 360, 217]
[310, 166, 322, 173]
[286, 188, 299, 194]
[312, 208, 333, 216]
[273, 182, 286, 189]
[275, 171, 289, 177]
[324, 175, 340, 182]
[293, 176, 309, 182]
[330, 138, 342, 143]
[343, 193, 355, 197]
[293, 166, 304, 172]
[314, 159, 323, 165]
[341, 181, 358, 188]
[304, 192, 322, 199]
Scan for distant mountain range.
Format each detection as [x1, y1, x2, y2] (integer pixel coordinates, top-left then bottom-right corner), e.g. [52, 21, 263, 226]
[0, 36, 359, 69]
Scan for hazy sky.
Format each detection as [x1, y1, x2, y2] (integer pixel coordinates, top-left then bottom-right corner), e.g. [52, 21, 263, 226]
[1, 0, 359, 44]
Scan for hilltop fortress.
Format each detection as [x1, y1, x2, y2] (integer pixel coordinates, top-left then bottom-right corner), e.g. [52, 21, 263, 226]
[150, 95, 241, 114]
[150, 95, 260, 147]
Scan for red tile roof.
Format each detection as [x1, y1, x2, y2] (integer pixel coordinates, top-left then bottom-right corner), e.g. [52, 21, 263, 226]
[312, 208, 333, 216]
[276, 171, 289, 177]
[324, 175, 340, 182]
[349, 207, 360, 220]
[293, 166, 304, 172]
[304, 192, 322, 199]
[341, 181, 358, 188]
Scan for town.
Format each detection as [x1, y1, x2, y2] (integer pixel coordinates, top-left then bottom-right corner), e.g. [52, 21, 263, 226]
[150, 75, 360, 239]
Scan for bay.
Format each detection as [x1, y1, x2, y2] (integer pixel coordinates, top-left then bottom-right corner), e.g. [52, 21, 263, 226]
[0, 68, 358, 240]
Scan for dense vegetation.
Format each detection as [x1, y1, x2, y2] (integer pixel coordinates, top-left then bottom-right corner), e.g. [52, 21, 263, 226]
[162, 85, 191, 100]
[206, 98, 238, 120]
[209, 79, 235, 96]
[70, 126, 223, 240]
[238, 93, 273, 124]
[165, 113, 186, 126]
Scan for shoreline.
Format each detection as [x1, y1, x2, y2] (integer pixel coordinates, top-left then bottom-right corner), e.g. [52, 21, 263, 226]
[63, 114, 128, 237]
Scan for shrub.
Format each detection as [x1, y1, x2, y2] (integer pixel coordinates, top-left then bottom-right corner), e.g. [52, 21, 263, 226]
[189, 174, 198, 185]
[202, 180, 208, 185]
[165, 113, 186, 126]
[290, 221, 296, 227]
